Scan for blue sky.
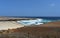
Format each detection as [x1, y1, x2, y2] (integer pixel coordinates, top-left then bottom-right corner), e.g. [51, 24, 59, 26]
[0, 0, 60, 16]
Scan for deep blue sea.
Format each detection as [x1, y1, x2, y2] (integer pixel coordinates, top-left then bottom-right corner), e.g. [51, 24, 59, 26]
[7, 16, 60, 20]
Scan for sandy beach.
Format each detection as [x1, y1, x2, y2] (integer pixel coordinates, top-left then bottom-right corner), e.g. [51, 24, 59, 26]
[0, 21, 24, 30]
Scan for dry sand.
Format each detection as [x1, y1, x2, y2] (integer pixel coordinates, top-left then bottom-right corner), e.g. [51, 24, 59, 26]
[0, 21, 24, 30]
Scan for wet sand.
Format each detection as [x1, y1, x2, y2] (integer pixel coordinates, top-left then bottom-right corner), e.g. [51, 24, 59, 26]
[37, 21, 60, 27]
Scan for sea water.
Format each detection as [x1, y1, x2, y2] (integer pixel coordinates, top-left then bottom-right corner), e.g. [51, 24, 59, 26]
[17, 18, 60, 26]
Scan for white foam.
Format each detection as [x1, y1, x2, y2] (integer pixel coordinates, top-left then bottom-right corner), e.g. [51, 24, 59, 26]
[17, 19, 43, 26]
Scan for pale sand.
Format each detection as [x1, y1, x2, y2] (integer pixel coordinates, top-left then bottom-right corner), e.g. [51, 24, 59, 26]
[0, 21, 24, 30]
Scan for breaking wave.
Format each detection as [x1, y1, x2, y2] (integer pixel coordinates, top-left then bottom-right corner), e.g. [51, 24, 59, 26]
[17, 18, 56, 26]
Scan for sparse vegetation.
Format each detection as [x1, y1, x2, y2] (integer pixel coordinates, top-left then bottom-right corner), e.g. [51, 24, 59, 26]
[0, 27, 60, 38]
[0, 21, 60, 38]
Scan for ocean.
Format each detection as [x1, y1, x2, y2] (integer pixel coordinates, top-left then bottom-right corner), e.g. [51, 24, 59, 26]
[6, 16, 60, 20]
[16, 17, 60, 26]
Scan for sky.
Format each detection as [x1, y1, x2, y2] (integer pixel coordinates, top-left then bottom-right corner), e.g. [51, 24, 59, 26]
[0, 0, 60, 16]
